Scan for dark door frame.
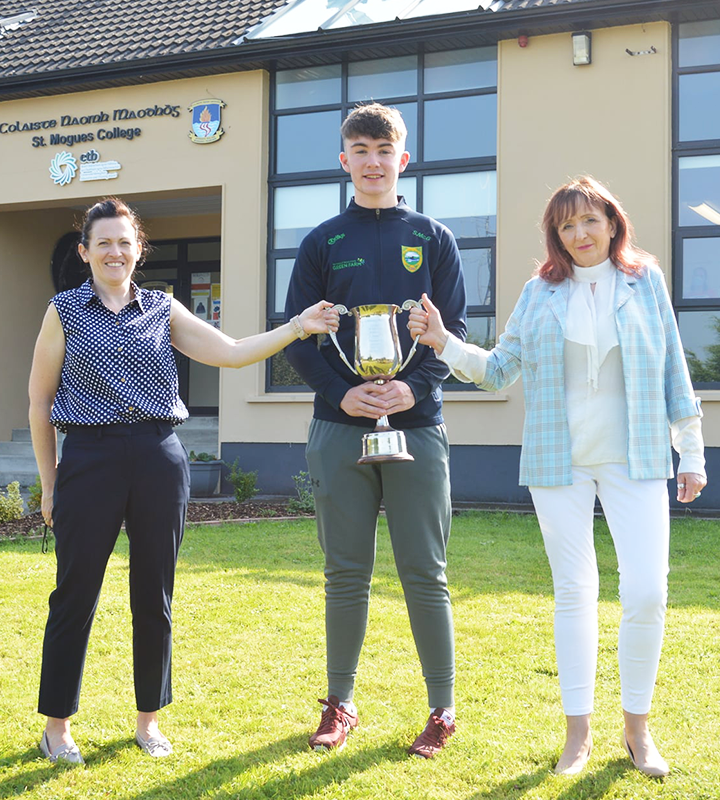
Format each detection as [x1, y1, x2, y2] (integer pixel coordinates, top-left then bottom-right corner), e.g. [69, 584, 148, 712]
[139, 236, 221, 416]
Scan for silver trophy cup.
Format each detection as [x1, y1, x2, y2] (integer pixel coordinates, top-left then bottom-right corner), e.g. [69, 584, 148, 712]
[329, 300, 422, 464]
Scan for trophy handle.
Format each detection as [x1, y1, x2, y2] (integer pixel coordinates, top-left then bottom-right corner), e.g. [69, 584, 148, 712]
[328, 304, 357, 375]
[398, 299, 423, 372]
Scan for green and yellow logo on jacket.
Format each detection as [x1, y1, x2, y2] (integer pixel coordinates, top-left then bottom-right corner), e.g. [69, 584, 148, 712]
[402, 245, 423, 273]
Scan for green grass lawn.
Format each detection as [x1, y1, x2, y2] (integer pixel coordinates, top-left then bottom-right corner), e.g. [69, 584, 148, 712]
[0, 511, 718, 799]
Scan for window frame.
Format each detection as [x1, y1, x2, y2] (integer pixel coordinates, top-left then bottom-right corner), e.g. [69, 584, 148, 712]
[266, 47, 498, 392]
[673, 20, 720, 388]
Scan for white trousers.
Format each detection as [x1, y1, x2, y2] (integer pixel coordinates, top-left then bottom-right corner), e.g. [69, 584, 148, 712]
[530, 463, 669, 716]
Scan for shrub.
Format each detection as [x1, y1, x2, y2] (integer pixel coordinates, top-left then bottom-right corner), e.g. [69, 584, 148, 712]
[0, 481, 24, 523]
[287, 471, 315, 515]
[189, 451, 218, 462]
[27, 475, 43, 513]
[227, 459, 258, 503]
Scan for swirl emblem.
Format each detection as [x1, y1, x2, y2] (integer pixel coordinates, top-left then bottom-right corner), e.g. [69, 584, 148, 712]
[49, 151, 78, 186]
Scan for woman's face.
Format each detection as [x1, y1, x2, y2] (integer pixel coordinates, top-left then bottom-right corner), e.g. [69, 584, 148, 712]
[557, 203, 616, 268]
[77, 216, 142, 288]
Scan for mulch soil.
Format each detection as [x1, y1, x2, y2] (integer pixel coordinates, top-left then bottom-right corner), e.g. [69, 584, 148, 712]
[0, 500, 311, 539]
[0, 511, 45, 538]
[0, 501, 474, 539]
[185, 500, 311, 523]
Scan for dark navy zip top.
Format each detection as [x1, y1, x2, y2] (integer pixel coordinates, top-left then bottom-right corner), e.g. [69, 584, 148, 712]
[285, 197, 467, 429]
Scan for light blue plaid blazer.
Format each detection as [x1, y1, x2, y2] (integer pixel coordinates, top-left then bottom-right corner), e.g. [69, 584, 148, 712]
[479, 264, 700, 486]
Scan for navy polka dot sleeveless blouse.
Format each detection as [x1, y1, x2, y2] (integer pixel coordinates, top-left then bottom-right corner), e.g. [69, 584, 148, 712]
[50, 280, 189, 432]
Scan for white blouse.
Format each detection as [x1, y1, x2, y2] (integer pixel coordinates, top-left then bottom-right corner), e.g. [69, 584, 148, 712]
[565, 259, 627, 466]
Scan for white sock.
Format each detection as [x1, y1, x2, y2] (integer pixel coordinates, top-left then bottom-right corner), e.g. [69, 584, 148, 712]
[322, 698, 357, 715]
[339, 700, 357, 716]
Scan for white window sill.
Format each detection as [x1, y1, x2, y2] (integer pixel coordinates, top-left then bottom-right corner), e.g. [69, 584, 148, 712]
[697, 391, 720, 403]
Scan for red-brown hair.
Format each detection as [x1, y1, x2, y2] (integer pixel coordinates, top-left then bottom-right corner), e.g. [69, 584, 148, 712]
[536, 176, 656, 283]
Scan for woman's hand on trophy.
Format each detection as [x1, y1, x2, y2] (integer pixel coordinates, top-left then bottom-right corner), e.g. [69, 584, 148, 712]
[298, 301, 340, 337]
[408, 293, 450, 354]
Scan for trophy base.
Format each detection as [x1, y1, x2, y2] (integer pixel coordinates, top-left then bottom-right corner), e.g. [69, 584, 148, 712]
[358, 427, 415, 464]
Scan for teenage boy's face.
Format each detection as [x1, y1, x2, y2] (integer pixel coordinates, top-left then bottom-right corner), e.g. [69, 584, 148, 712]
[339, 136, 410, 209]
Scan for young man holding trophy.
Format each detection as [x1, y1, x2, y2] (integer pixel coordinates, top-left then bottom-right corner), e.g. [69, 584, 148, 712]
[285, 103, 467, 758]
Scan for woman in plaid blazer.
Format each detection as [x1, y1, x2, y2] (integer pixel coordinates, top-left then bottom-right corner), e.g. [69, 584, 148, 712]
[408, 177, 706, 778]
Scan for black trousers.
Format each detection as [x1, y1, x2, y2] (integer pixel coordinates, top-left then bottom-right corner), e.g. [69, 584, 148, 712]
[38, 421, 189, 718]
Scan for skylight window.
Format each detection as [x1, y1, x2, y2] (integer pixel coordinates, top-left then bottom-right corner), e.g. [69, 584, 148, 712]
[406, 0, 503, 19]
[244, 0, 346, 40]
[239, 0, 503, 42]
[325, 0, 416, 30]
[0, 8, 37, 37]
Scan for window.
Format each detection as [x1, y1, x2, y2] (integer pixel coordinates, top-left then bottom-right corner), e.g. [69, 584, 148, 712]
[267, 47, 498, 389]
[675, 22, 720, 386]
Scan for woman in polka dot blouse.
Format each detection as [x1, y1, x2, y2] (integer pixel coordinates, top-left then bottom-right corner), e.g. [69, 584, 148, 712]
[28, 197, 339, 764]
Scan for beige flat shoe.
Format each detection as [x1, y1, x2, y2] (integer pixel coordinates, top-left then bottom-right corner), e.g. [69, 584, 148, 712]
[622, 730, 669, 778]
[39, 730, 84, 765]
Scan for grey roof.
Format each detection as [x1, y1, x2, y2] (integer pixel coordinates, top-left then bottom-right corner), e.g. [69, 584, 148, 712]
[0, 0, 288, 79]
[0, 0, 717, 98]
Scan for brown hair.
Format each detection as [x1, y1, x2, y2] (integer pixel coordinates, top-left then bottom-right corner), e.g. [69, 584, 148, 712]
[537, 176, 656, 283]
[79, 197, 148, 265]
[340, 102, 407, 146]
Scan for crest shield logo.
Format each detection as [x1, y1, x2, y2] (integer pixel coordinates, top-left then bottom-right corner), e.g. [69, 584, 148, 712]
[401, 245, 423, 273]
[188, 99, 226, 144]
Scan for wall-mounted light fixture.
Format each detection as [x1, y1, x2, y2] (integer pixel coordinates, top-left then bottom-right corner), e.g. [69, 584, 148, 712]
[572, 31, 592, 66]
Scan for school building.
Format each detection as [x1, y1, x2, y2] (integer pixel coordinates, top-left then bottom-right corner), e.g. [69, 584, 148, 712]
[1, 0, 719, 507]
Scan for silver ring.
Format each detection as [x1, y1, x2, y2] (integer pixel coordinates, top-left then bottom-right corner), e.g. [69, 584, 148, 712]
[677, 483, 686, 489]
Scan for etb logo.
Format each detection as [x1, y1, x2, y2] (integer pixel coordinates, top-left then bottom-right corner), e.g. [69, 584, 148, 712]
[80, 149, 100, 163]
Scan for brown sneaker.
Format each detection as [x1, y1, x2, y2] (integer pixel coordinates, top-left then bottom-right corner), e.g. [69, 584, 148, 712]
[308, 695, 359, 751]
[408, 709, 455, 759]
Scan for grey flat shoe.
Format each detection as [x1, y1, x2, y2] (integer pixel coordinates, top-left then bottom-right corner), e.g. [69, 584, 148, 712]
[39, 730, 85, 765]
[135, 730, 173, 758]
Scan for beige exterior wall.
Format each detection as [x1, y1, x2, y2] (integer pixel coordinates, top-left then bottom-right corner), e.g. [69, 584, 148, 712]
[442, 21, 685, 448]
[1, 20, 716, 452]
[0, 209, 73, 439]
